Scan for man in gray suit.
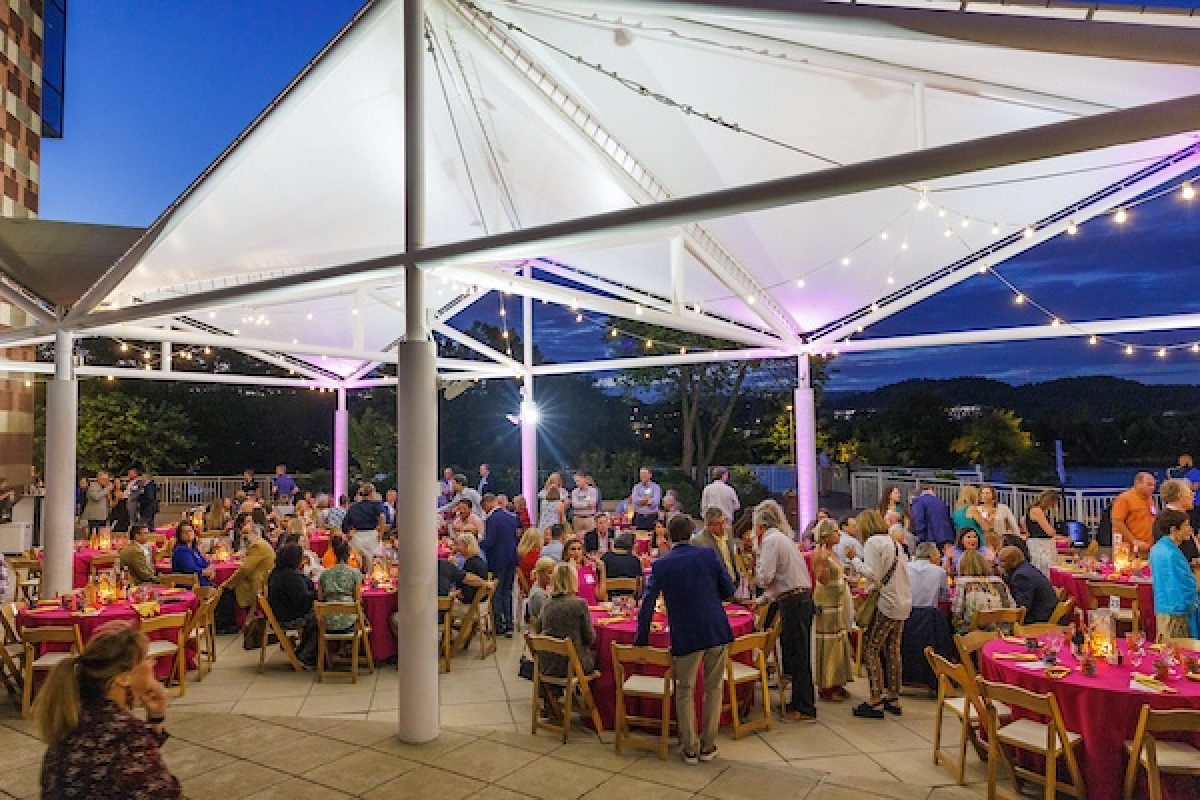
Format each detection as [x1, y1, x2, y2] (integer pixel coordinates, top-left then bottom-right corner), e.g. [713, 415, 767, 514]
[691, 507, 740, 590]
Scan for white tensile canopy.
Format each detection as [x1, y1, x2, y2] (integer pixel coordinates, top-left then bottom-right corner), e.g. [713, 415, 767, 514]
[9, 0, 1200, 742]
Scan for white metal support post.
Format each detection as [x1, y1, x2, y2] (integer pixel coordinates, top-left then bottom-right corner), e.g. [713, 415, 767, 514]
[42, 330, 77, 596]
[520, 263, 537, 521]
[395, 0, 440, 744]
[793, 356, 818, 533]
[333, 387, 349, 502]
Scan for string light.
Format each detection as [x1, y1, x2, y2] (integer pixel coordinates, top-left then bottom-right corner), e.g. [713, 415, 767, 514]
[1114, 208, 1128, 224]
[1125, 345, 1135, 356]
[1088, 335, 1098, 345]
[1158, 348, 1168, 358]
[645, 339, 654, 349]
[1023, 226, 1034, 239]
[1183, 183, 1196, 200]
[795, 278, 805, 288]
[1014, 294, 1025, 304]
[1066, 221, 1079, 235]
[840, 257, 850, 267]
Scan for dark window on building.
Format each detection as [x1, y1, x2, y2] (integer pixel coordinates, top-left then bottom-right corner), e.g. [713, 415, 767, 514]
[41, 0, 66, 138]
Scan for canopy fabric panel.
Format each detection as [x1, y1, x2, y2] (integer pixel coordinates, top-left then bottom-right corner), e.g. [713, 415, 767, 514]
[76, 0, 1200, 379]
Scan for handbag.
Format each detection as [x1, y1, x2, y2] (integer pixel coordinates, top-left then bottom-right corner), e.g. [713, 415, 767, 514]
[854, 541, 900, 630]
[242, 614, 266, 650]
[518, 655, 534, 681]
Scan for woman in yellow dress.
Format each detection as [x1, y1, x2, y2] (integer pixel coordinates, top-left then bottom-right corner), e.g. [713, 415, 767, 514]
[811, 519, 854, 701]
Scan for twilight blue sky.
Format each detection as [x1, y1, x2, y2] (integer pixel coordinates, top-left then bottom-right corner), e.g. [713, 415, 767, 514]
[40, 1, 1200, 391]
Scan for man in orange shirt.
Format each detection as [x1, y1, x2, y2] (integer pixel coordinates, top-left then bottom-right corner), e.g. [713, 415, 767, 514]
[1111, 472, 1158, 550]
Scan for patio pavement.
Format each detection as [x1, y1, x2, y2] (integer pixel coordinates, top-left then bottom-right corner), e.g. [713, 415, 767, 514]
[0, 632, 990, 799]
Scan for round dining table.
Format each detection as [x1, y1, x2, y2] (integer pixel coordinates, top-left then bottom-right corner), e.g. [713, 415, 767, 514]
[361, 586, 399, 662]
[980, 637, 1200, 800]
[589, 603, 757, 730]
[18, 590, 199, 681]
[1049, 566, 1156, 639]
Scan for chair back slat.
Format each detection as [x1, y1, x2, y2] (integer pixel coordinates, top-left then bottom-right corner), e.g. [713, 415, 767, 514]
[612, 643, 672, 669]
[971, 608, 1026, 631]
[954, 630, 999, 680]
[1144, 707, 1200, 734]
[1014, 623, 1072, 638]
[978, 678, 1053, 716]
[139, 612, 188, 635]
[728, 630, 769, 657]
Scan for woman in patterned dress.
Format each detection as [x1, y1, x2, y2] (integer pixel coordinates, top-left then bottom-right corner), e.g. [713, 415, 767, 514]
[36, 620, 182, 799]
[811, 519, 854, 701]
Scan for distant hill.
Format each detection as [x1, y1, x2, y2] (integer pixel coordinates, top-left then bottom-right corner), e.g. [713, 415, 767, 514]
[826, 376, 1200, 420]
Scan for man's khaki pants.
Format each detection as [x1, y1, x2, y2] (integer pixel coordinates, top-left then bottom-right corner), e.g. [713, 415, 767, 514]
[673, 644, 727, 757]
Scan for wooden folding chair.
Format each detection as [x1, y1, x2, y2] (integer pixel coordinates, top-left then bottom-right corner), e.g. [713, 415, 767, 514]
[1049, 598, 1075, 625]
[1124, 705, 1200, 800]
[354, 585, 375, 675]
[0, 602, 25, 707]
[438, 596, 454, 673]
[1088, 582, 1140, 635]
[724, 630, 773, 739]
[925, 646, 1000, 785]
[978, 679, 1086, 800]
[141, 612, 188, 696]
[1163, 637, 1200, 651]
[611, 643, 674, 760]
[515, 569, 531, 633]
[192, 586, 222, 666]
[9, 558, 41, 603]
[1014, 623, 1072, 638]
[155, 573, 199, 590]
[89, 553, 119, 577]
[606, 577, 640, 598]
[314, 601, 365, 683]
[450, 583, 496, 659]
[21, 624, 83, 717]
[954, 631, 1011, 760]
[525, 633, 603, 742]
[256, 593, 305, 673]
[971, 607, 1026, 633]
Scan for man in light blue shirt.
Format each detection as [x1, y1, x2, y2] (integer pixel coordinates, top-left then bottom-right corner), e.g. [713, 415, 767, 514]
[541, 523, 566, 562]
[1150, 509, 1198, 640]
[905, 542, 949, 608]
[630, 467, 662, 531]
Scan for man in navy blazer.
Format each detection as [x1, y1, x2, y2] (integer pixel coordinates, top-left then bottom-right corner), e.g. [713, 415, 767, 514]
[636, 514, 734, 765]
[480, 493, 518, 636]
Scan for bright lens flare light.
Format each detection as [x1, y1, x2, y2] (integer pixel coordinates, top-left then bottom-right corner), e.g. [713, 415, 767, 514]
[518, 401, 540, 426]
[1125, 345, 1135, 356]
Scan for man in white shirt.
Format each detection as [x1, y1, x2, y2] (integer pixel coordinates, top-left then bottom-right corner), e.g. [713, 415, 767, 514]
[753, 500, 816, 722]
[700, 467, 740, 524]
[570, 473, 600, 549]
[905, 542, 948, 608]
[834, 516, 861, 564]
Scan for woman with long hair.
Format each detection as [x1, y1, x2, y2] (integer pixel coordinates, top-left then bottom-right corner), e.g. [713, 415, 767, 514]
[951, 485, 984, 539]
[1024, 490, 1062, 574]
[876, 485, 905, 519]
[36, 621, 182, 798]
[170, 521, 214, 586]
[951, 550, 1015, 633]
[811, 519, 854, 701]
[977, 485, 1018, 555]
[563, 536, 607, 604]
[517, 527, 543, 586]
[852, 507, 911, 720]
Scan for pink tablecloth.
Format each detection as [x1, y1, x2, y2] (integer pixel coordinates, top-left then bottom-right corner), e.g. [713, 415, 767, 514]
[154, 525, 176, 537]
[590, 605, 757, 730]
[1049, 567, 1155, 639]
[71, 548, 119, 589]
[981, 638, 1200, 800]
[362, 587, 398, 662]
[309, 533, 330, 558]
[18, 591, 199, 681]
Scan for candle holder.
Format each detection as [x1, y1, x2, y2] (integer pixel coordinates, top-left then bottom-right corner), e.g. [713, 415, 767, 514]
[1088, 609, 1116, 660]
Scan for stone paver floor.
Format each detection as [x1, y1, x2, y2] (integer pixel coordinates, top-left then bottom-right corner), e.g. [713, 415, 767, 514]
[0, 632, 991, 799]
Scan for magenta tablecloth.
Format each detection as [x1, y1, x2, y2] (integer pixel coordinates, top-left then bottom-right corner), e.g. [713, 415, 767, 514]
[1049, 567, 1156, 639]
[362, 588, 398, 662]
[590, 605, 756, 731]
[18, 591, 198, 681]
[981, 638, 1200, 800]
[70, 548, 119, 589]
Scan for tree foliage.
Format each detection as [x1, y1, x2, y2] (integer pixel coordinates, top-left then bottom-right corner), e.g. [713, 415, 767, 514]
[348, 407, 396, 483]
[950, 410, 1034, 477]
[48, 391, 199, 476]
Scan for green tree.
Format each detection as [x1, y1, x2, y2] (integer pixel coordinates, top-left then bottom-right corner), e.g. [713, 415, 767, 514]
[54, 392, 198, 476]
[348, 407, 397, 484]
[853, 391, 959, 466]
[951, 409, 1034, 478]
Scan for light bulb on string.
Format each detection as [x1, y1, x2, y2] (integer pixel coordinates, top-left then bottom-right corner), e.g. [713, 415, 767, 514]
[1158, 348, 1168, 358]
[1014, 293, 1025, 304]
[900, 241, 909, 251]
[1066, 221, 1079, 235]
[1114, 208, 1128, 224]
[610, 329, 618, 338]
[1088, 335, 1098, 345]
[886, 275, 895, 285]
[840, 257, 850, 266]
[916, 190, 929, 211]
[119, 343, 129, 353]
[870, 302, 879, 312]
[645, 339, 654, 349]
[960, 218, 969, 229]
[1192, 343, 1200, 354]
[499, 308, 506, 317]
[679, 347, 686, 355]
[745, 295, 756, 305]
[1051, 318, 1062, 327]
[1023, 226, 1034, 239]
[204, 347, 212, 356]
[943, 229, 952, 238]
[977, 265, 987, 274]
[634, 305, 643, 316]
[937, 209, 946, 219]
[880, 232, 889, 242]
[1125, 345, 1135, 356]
[990, 224, 1000, 236]
[795, 279, 805, 288]
[575, 313, 583, 323]
[1183, 183, 1196, 200]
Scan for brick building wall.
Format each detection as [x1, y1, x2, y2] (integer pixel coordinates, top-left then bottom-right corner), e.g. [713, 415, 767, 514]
[0, 0, 45, 490]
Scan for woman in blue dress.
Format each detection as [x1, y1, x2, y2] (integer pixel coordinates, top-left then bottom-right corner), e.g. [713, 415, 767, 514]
[170, 522, 214, 586]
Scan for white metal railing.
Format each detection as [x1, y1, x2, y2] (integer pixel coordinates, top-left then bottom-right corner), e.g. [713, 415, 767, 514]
[850, 467, 1138, 526]
[155, 475, 273, 506]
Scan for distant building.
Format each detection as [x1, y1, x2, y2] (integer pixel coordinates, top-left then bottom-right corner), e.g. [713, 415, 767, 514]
[948, 404, 985, 420]
[0, 0, 67, 490]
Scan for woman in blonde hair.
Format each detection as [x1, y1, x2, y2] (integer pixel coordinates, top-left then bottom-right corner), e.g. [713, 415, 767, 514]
[535, 562, 596, 677]
[951, 485, 984, 539]
[811, 518, 854, 701]
[36, 620, 182, 798]
[517, 527, 543, 587]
